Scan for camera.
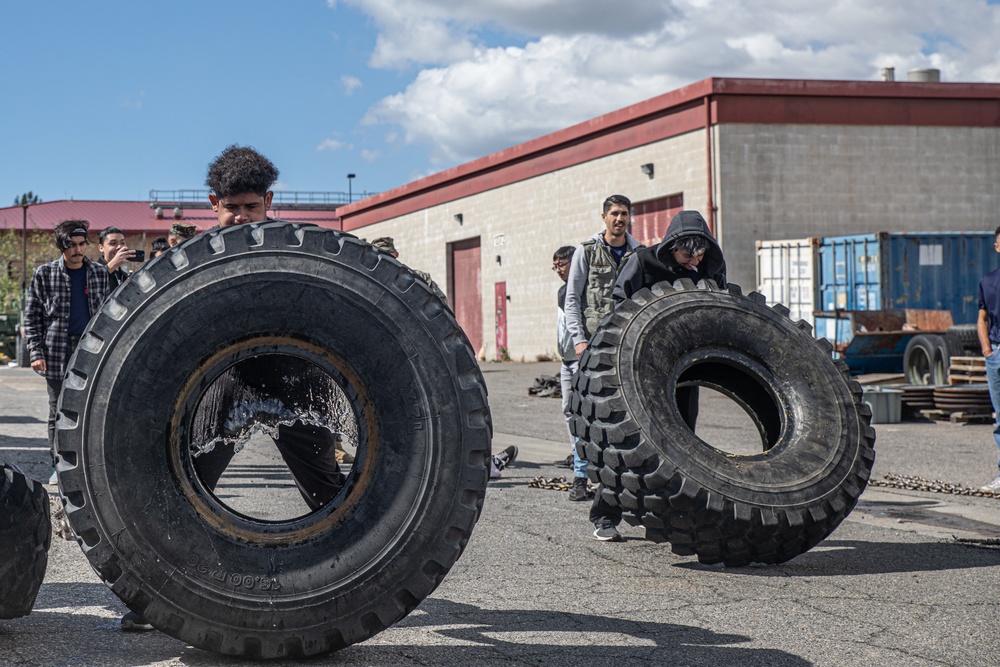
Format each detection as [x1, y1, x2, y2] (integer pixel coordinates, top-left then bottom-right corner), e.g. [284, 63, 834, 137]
[132, 250, 145, 262]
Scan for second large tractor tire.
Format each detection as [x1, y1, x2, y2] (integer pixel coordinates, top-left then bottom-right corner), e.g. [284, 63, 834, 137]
[571, 279, 875, 566]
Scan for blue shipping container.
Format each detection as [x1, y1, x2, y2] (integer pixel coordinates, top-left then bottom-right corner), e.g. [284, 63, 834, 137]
[817, 231, 999, 325]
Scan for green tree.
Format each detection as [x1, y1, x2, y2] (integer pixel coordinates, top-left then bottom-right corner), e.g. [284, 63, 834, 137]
[14, 191, 41, 206]
[0, 228, 50, 312]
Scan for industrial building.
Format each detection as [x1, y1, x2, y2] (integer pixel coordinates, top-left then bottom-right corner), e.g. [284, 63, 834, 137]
[337, 75, 1000, 361]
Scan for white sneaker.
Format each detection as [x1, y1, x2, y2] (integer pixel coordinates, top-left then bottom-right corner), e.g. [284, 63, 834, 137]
[979, 476, 1000, 493]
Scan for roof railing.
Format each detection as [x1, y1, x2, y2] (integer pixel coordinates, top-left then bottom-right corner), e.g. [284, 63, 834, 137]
[148, 189, 378, 210]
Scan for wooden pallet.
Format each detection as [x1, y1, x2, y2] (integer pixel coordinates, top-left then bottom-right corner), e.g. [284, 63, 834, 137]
[950, 356, 986, 367]
[919, 408, 995, 425]
[949, 372, 987, 384]
[949, 356, 987, 384]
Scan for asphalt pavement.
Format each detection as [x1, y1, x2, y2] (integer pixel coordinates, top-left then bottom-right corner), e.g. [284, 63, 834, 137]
[1, 361, 998, 667]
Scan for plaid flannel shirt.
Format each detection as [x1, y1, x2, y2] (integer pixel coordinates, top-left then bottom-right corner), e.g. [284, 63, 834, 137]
[23, 256, 111, 381]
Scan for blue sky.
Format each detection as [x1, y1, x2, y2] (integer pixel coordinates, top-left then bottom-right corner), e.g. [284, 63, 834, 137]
[2, 0, 999, 204]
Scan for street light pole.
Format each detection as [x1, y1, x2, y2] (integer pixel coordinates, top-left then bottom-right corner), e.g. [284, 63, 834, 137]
[20, 203, 27, 312]
[347, 173, 356, 203]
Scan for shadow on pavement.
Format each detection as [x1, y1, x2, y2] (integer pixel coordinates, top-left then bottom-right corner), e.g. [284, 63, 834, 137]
[676, 537, 999, 576]
[368, 598, 810, 666]
[0, 415, 44, 424]
[2, 586, 811, 666]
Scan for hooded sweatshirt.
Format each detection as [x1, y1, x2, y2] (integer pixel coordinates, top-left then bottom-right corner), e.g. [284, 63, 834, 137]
[612, 210, 726, 305]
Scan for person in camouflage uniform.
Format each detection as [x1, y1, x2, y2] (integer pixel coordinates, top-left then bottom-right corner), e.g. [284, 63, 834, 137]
[167, 220, 198, 246]
[370, 237, 449, 304]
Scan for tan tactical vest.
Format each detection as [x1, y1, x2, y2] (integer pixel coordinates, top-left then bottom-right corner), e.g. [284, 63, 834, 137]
[581, 238, 638, 338]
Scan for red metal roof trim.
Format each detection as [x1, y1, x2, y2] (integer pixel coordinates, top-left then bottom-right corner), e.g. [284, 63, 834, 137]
[0, 201, 341, 233]
[339, 77, 1000, 231]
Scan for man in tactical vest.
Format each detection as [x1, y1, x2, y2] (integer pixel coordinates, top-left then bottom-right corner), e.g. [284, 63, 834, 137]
[564, 194, 643, 519]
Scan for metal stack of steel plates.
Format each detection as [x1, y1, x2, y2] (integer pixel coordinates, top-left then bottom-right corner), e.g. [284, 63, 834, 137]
[900, 385, 937, 416]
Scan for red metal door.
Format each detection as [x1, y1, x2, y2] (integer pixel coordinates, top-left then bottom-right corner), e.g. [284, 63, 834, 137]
[494, 282, 507, 360]
[632, 194, 684, 247]
[449, 238, 483, 353]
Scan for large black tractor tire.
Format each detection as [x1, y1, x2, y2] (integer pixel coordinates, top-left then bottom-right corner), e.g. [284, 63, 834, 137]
[55, 222, 491, 657]
[570, 280, 875, 566]
[904, 334, 943, 385]
[0, 463, 52, 619]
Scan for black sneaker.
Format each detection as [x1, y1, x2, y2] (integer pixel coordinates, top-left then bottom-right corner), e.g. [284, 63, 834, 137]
[554, 454, 573, 469]
[493, 445, 518, 471]
[592, 520, 622, 542]
[568, 476, 592, 501]
[120, 610, 154, 632]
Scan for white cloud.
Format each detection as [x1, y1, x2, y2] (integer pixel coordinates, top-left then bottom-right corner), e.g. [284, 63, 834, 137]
[121, 91, 145, 110]
[341, 75, 363, 95]
[346, 0, 1000, 168]
[316, 139, 351, 152]
[360, 149, 381, 162]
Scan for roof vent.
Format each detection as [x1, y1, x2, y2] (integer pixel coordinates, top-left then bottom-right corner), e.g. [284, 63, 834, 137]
[880, 67, 895, 82]
[907, 68, 941, 82]
[173, 206, 183, 219]
[155, 207, 164, 219]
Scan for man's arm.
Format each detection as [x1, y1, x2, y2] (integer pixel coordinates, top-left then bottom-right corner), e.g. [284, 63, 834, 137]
[106, 244, 135, 274]
[979, 308, 992, 357]
[22, 268, 46, 371]
[563, 245, 589, 356]
[612, 253, 643, 306]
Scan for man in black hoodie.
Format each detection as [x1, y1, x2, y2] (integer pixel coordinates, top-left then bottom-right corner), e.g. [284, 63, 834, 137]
[612, 209, 726, 303]
[588, 210, 727, 542]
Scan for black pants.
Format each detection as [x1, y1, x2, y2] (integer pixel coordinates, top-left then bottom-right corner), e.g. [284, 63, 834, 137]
[45, 378, 62, 464]
[591, 386, 699, 527]
[45, 335, 81, 465]
[194, 420, 345, 511]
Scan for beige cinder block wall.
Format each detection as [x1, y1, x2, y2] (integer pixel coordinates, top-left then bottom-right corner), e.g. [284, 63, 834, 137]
[356, 129, 710, 361]
[716, 124, 1000, 291]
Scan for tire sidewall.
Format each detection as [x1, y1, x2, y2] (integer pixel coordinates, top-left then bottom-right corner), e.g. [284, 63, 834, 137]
[616, 286, 864, 506]
[57, 224, 489, 650]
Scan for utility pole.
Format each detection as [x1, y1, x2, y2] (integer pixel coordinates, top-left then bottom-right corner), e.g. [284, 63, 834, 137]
[20, 203, 27, 313]
[347, 173, 356, 203]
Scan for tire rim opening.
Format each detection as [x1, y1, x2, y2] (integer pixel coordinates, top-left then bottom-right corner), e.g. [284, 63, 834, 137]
[907, 345, 933, 385]
[187, 352, 363, 522]
[676, 360, 783, 455]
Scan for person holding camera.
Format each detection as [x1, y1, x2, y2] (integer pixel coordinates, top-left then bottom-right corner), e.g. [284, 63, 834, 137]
[97, 226, 138, 290]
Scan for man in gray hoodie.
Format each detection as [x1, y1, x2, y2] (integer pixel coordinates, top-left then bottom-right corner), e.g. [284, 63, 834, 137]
[589, 209, 727, 541]
[565, 194, 644, 504]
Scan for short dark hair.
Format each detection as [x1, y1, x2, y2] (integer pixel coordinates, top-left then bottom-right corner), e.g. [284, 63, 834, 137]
[994, 225, 1000, 238]
[99, 226, 124, 244]
[54, 219, 89, 251]
[603, 194, 632, 215]
[670, 234, 709, 256]
[205, 144, 279, 197]
[553, 246, 575, 262]
[150, 236, 170, 256]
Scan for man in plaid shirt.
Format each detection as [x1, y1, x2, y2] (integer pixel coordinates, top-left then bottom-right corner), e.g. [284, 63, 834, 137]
[23, 219, 111, 483]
